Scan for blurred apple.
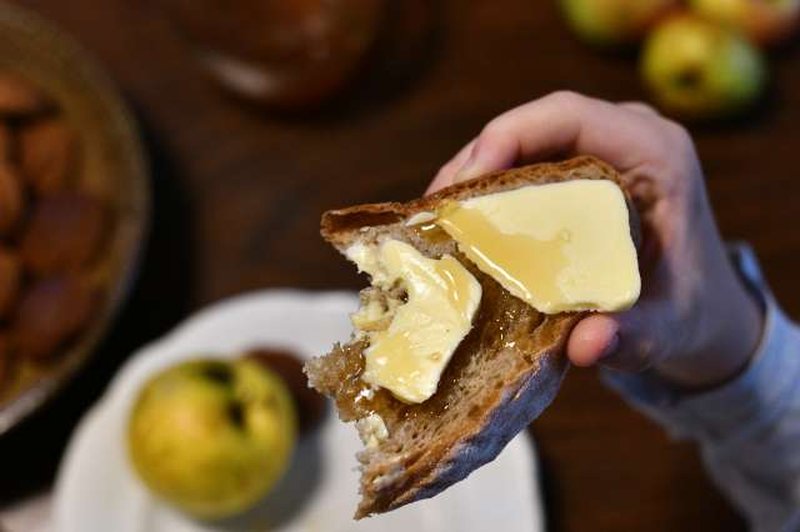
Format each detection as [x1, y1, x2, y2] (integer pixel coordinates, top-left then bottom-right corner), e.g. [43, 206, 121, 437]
[641, 14, 767, 119]
[689, 0, 800, 46]
[128, 358, 297, 519]
[559, 0, 678, 46]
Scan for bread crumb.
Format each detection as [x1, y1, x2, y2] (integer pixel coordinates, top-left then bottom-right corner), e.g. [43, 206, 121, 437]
[356, 413, 388, 448]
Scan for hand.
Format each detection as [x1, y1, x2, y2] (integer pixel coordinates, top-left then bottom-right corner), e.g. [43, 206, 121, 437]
[427, 92, 763, 389]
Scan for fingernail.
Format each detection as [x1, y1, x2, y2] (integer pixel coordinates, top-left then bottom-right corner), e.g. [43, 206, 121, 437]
[599, 332, 620, 360]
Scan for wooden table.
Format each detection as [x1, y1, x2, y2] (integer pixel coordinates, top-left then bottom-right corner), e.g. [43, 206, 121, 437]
[4, 0, 800, 530]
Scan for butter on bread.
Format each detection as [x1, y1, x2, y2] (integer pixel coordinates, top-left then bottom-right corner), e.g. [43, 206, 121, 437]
[304, 156, 639, 518]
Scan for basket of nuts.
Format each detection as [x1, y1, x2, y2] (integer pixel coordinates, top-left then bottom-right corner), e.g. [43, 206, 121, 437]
[0, 3, 149, 434]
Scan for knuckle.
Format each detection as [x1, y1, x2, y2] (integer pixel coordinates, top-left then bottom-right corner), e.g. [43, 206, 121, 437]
[653, 117, 698, 170]
[480, 90, 589, 143]
[630, 101, 660, 115]
[662, 117, 692, 146]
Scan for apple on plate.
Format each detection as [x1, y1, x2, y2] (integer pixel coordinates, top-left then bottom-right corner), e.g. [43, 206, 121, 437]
[127, 358, 297, 519]
[689, 0, 800, 46]
[559, 0, 679, 46]
[641, 14, 767, 119]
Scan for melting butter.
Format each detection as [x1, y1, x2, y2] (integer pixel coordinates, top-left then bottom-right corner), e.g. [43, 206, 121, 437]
[436, 180, 640, 314]
[346, 240, 482, 403]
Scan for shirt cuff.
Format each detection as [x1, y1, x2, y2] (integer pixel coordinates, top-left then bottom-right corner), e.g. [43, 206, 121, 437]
[601, 244, 800, 443]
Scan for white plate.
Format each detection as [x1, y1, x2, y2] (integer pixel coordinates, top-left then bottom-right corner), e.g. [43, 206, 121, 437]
[53, 290, 544, 532]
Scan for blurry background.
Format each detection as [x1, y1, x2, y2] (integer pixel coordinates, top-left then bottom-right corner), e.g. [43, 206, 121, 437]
[2, 0, 800, 530]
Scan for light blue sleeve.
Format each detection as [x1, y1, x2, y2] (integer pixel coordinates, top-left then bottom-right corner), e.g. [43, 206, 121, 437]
[601, 245, 800, 532]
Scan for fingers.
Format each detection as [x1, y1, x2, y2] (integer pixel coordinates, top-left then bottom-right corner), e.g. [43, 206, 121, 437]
[567, 313, 653, 372]
[567, 297, 679, 372]
[619, 101, 660, 117]
[461, 92, 676, 181]
[428, 92, 685, 195]
[567, 313, 655, 372]
[567, 314, 619, 367]
[426, 138, 476, 195]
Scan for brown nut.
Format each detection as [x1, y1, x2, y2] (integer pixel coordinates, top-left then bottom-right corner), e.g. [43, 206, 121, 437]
[246, 347, 327, 435]
[0, 74, 51, 117]
[19, 118, 77, 195]
[13, 276, 98, 362]
[0, 248, 21, 319]
[21, 192, 107, 275]
[0, 164, 24, 237]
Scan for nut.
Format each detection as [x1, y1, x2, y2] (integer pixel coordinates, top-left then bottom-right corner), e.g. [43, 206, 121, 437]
[0, 164, 24, 237]
[0, 73, 51, 117]
[13, 276, 98, 362]
[21, 192, 107, 275]
[19, 118, 77, 195]
[0, 248, 21, 319]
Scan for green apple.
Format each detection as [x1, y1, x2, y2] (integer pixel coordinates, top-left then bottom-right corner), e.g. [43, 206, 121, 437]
[559, 0, 678, 46]
[641, 14, 767, 119]
[128, 358, 297, 519]
[690, 0, 800, 46]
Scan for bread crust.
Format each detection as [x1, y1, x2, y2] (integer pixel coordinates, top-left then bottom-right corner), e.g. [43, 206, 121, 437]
[322, 155, 625, 250]
[310, 156, 631, 518]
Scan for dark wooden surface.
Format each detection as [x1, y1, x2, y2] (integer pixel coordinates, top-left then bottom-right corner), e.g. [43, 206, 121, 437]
[6, 0, 800, 530]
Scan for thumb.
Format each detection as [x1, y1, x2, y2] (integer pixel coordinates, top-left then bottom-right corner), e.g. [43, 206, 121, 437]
[567, 303, 670, 372]
[567, 314, 619, 367]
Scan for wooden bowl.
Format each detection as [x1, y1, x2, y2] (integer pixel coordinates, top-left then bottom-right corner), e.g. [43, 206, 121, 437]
[0, 2, 149, 434]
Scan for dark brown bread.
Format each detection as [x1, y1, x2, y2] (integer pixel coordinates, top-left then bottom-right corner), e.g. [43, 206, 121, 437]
[306, 156, 629, 518]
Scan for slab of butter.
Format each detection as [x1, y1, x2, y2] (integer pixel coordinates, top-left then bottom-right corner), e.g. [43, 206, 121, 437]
[436, 179, 640, 314]
[346, 240, 482, 403]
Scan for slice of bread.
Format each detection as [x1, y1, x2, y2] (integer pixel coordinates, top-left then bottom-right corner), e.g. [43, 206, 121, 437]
[305, 156, 631, 518]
